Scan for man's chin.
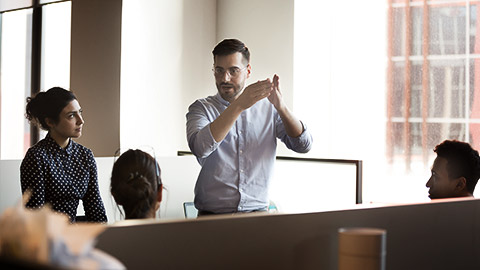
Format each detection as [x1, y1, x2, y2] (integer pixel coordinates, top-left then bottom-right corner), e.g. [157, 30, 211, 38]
[221, 87, 235, 94]
[428, 194, 445, 200]
[219, 91, 238, 102]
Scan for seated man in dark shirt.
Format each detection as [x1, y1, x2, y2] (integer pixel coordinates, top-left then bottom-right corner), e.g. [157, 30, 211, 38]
[426, 140, 480, 199]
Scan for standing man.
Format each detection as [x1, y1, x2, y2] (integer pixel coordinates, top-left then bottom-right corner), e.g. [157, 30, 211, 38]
[186, 39, 313, 215]
[426, 140, 480, 199]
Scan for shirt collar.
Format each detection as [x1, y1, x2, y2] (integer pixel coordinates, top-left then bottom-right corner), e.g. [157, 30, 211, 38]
[64, 139, 74, 155]
[215, 93, 230, 106]
[45, 133, 74, 155]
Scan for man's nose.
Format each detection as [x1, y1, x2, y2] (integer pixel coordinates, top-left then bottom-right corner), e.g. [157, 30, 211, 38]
[426, 177, 432, 188]
[221, 71, 232, 82]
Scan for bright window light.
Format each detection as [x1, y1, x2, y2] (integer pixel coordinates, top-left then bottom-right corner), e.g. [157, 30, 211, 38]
[0, 9, 32, 160]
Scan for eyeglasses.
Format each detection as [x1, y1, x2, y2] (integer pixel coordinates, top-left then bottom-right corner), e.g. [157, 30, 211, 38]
[212, 66, 247, 78]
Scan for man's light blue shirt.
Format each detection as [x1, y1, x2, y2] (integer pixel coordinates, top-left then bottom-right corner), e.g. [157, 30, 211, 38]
[186, 93, 313, 213]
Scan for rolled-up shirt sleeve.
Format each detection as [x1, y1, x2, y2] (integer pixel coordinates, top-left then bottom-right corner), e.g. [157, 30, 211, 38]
[186, 100, 221, 158]
[276, 116, 313, 153]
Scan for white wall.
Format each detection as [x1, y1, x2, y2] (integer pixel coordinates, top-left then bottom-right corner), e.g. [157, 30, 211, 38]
[120, 0, 216, 155]
[216, 0, 295, 113]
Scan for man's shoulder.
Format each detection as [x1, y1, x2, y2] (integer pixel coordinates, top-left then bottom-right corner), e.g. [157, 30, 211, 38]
[196, 94, 217, 103]
[190, 94, 221, 109]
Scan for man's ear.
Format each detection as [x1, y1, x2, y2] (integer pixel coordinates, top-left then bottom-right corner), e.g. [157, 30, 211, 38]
[455, 177, 467, 192]
[246, 64, 251, 79]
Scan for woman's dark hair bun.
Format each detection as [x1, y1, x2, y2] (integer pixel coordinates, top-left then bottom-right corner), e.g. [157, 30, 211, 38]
[25, 87, 76, 130]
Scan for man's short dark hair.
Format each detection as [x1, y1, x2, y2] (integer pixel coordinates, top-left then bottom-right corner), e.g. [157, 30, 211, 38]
[212, 39, 250, 64]
[434, 140, 480, 193]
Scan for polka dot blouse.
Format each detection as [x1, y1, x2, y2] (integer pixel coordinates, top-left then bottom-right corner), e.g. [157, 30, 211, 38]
[20, 133, 107, 223]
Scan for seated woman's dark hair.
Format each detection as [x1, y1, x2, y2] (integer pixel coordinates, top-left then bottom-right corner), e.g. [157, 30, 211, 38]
[111, 149, 162, 219]
[25, 87, 77, 130]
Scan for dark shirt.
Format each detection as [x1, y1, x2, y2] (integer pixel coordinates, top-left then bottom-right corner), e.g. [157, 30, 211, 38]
[20, 133, 107, 223]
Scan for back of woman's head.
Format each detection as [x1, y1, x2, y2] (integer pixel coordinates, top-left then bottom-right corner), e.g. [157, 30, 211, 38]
[110, 149, 162, 219]
[25, 87, 77, 130]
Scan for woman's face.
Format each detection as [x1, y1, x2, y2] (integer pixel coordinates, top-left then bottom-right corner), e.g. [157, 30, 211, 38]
[48, 99, 84, 139]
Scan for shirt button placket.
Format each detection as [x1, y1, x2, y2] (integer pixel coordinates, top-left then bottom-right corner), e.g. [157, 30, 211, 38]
[237, 114, 246, 211]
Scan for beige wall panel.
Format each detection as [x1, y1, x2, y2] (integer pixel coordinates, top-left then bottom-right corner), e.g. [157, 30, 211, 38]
[70, 0, 121, 156]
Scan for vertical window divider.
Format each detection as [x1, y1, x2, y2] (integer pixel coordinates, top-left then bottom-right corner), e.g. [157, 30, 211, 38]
[387, 0, 394, 164]
[0, 13, 2, 156]
[465, 1, 471, 144]
[421, 0, 430, 166]
[30, 0, 41, 145]
[404, 0, 413, 171]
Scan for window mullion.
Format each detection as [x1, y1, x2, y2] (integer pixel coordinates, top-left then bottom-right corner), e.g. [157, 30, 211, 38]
[404, 0, 413, 171]
[421, 0, 430, 166]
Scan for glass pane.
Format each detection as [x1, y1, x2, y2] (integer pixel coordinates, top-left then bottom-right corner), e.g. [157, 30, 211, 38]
[392, 123, 424, 160]
[410, 122, 422, 156]
[470, 5, 477, 54]
[469, 123, 480, 151]
[410, 123, 466, 160]
[393, 7, 405, 57]
[427, 123, 465, 149]
[41, 1, 71, 91]
[392, 122, 404, 156]
[392, 122, 466, 165]
[0, 0, 32, 13]
[0, 9, 33, 159]
[411, 7, 423, 56]
[471, 58, 480, 149]
[429, 59, 466, 118]
[410, 61, 423, 118]
[429, 5, 467, 55]
[392, 62, 405, 117]
[470, 59, 477, 118]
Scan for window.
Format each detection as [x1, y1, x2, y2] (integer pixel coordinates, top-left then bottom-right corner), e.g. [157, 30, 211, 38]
[387, 0, 480, 170]
[41, 1, 71, 91]
[0, 1, 71, 159]
[294, 0, 480, 203]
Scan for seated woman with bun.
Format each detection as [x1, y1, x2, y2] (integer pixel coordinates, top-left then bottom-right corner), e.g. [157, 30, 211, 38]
[21, 87, 107, 223]
[110, 149, 163, 219]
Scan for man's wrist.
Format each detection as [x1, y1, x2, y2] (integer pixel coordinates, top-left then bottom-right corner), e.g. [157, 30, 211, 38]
[230, 98, 247, 112]
[275, 101, 287, 114]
